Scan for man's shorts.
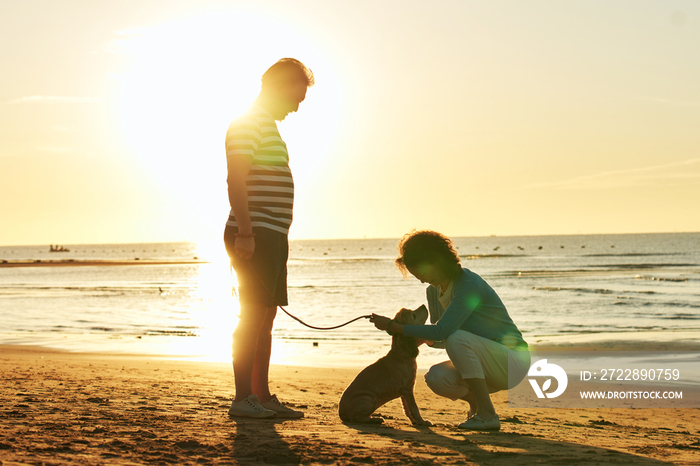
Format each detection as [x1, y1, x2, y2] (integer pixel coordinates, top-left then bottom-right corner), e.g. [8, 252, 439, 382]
[224, 225, 289, 307]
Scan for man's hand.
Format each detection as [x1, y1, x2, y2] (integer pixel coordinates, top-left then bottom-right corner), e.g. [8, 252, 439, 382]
[369, 314, 391, 331]
[234, 236, 255, 260]
[417, 339, 435, 347]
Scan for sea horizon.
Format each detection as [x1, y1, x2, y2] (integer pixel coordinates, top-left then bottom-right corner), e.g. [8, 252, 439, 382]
[1, 232, 699, 368]
[3, 229, 700, 249]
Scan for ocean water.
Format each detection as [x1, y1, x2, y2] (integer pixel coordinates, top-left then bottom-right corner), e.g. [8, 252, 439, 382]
[1, 233, 699, 368]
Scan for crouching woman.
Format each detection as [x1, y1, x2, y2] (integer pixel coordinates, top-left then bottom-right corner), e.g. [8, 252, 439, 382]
[370, 230, 530, 431]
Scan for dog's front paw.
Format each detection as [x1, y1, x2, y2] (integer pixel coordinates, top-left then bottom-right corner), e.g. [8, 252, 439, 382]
[413, 419, 433, 427]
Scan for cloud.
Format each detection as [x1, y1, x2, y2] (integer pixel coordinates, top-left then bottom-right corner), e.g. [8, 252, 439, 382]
[2, 96, 101, 105]
[525, 158, 700, 190]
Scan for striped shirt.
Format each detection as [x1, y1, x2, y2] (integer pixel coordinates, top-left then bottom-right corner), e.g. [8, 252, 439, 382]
[225, 106, 294, 235]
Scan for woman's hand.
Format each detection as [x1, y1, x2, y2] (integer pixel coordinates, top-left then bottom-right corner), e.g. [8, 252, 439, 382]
[417, 339, 435, 347]
[369, 314, 391, 331]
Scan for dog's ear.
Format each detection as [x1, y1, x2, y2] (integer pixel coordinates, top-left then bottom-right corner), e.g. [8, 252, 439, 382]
[393, 308, 411, 322]
[413, 305, 429, 325]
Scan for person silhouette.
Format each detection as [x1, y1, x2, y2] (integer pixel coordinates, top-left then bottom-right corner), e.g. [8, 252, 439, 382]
[224, 58, 314, 419]
[370, 230, 531, 431]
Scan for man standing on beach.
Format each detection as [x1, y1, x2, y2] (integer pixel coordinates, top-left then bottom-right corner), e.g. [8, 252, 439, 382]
[224, 58, 314, 418]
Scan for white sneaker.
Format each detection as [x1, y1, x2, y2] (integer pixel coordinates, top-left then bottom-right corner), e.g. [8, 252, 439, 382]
[228, 395, 276, 418]
[458, 414, 500, 431]
[261, 394, 304, 419]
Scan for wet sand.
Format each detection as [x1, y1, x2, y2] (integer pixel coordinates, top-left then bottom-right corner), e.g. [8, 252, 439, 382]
[1, 344, 698, 465]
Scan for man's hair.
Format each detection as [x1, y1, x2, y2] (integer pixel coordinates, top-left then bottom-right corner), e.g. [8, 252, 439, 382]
[395, 230, 462, 279]
[261, 58, 315, 88]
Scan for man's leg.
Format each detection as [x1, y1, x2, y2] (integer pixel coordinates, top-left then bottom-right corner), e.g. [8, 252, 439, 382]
[251, 305, 277, 402]
[228, 301, 276, 418]
[232, 302, 271, 402]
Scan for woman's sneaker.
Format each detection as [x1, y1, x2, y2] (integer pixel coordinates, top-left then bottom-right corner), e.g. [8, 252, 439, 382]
[458, 414, 500, 431]
[228, 395, 276, 418]
[261, 394, 304, 418]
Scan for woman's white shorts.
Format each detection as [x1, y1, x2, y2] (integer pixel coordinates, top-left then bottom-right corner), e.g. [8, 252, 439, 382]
[424, 330, 531, 400]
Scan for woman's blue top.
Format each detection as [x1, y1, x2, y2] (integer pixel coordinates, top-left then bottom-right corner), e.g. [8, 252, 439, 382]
[402, 268, 527, 349]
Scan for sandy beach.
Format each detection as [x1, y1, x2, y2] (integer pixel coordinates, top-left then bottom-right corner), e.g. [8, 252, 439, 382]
[1, 344, 698, 465]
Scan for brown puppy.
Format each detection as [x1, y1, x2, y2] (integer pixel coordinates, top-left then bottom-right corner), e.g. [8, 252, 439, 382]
[338, 305, 431, 425]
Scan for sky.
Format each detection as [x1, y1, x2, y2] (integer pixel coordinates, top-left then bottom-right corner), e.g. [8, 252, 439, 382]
[1, 0, 699, 245]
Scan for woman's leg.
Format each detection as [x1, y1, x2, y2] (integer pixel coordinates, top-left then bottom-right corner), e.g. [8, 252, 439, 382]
[462, 378, 496, 420]
[423, 361, 487, 417]
[424, 361, 470, 399]
[445, 331, 513, 419]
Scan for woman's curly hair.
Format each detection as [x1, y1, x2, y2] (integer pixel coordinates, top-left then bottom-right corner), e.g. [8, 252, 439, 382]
[395, 230, 462, 279]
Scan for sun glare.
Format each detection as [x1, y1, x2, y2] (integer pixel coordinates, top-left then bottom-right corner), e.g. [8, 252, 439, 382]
[112, 8, 346, 360]
[114, 9, 344, 241]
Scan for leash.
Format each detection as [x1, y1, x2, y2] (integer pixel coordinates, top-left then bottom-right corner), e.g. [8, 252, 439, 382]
[278, 307, 371, 330]
[229, 264, 371, 331]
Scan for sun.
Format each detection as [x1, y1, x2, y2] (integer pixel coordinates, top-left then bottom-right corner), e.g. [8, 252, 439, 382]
[114, 9, 343, 241]
[112, 9, 344, 361]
